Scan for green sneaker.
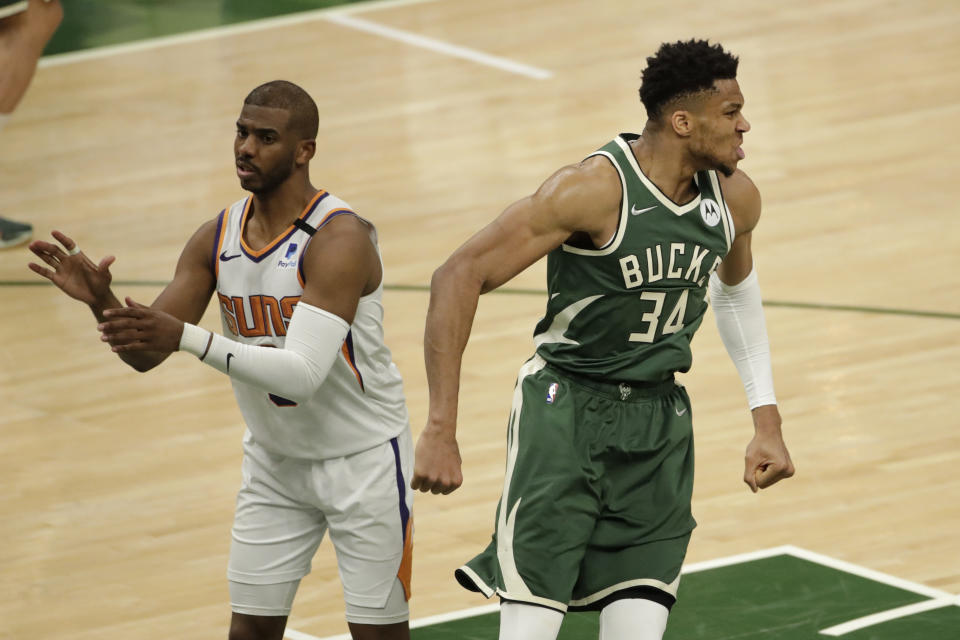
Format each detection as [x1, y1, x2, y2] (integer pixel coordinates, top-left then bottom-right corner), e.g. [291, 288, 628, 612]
[0, 217, 33, 249]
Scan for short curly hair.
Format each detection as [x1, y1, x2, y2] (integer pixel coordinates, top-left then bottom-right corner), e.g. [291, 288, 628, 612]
[639, 39, 739, 121]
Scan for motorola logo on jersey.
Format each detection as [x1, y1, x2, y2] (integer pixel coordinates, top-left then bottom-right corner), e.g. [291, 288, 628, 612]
[700, 198, 722, 227]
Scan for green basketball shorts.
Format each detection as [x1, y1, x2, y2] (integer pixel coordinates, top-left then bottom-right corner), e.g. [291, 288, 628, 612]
[456, 354, 696, 612]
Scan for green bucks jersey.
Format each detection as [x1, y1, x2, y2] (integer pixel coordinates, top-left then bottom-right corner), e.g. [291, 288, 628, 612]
[533, 133, 735, 383]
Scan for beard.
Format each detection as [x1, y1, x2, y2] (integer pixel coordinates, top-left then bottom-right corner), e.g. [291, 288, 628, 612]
[690, 139, 737, 177]
[239, 148, 296, 194]
[244, 162, 293, 194]
[716, 162, 735, 177]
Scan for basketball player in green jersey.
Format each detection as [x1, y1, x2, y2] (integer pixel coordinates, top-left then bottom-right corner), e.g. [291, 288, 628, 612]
[411, 40, 795, 640]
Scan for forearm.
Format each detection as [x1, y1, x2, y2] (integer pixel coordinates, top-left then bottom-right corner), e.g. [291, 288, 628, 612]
[709, 268, 777, 409]
[423, 262, 482, 433]
[179, 302, 348, 402]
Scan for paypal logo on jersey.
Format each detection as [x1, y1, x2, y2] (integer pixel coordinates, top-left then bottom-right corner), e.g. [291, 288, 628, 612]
[277, 242, 299, 268]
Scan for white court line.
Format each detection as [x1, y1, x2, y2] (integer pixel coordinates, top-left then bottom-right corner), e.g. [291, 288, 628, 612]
[777, 545, 958, 636]
[324, 13, 552, 80]
[781, 545, 954, 600]
[38, 0, 552, 80]
[681, 545, 796, 573]
[285, 629, 332, 640]
[289, 546, 958, 640]
[38, 0, 440, 68]
[819, 596, 960, 636]
[285, 603, 500, 640]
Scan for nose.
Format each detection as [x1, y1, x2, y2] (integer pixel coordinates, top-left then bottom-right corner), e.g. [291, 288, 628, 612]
[236, 135, 256, 158]
[738, 114, 751, 133]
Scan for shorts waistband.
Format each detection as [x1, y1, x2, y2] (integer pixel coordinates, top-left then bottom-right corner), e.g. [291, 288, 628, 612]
[536, 356, 676, 401]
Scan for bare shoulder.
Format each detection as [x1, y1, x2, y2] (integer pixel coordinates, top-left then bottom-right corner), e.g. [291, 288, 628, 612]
[534, 154, 622, 235]
[178, 215, 223, 265]
[300, 212, 380, 311]
[307, 212, 374, 251]
[719, 169, 762, 235]
[301, 213, 378, 278]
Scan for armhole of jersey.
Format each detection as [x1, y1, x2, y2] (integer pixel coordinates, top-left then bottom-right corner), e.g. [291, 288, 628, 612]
[211, 208, 228, 280]
[297, 209, 381, 291]
[708, 171, 736, 252]
[560, 151, 628, 256]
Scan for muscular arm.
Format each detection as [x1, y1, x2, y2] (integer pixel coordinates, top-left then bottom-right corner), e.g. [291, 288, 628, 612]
[102, 214, 379, 401]
[412, 157, 621, 494]
[114, 220, 218, 371]
[715, 170, 795, 491]
[27, 221, 216, 372]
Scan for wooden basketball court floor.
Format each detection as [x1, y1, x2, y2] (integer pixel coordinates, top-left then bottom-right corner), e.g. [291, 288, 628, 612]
[1, 0, 958, 638]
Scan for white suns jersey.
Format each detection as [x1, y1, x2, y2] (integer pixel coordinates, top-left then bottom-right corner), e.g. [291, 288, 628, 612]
[211, 190, 410, 459]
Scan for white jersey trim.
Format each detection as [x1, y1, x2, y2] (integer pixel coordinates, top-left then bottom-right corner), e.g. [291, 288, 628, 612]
[561, 150, 628, 256]
[707, 170, 736, 251]
[614, 136, 700, 217]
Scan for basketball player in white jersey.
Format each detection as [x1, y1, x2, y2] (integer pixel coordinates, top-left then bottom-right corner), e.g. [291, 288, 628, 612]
[28, 81, 413, 640]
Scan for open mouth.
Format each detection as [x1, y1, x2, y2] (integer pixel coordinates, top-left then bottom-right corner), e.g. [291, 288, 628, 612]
[236, 161, 258, 177]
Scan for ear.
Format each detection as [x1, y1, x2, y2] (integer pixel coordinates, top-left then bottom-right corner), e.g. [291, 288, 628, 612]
[670, 110, 693, 137]
[296, 139, 316, 166]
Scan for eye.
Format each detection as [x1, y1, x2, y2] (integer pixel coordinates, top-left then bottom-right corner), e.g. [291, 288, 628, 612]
[236, 127, 248, 138]
[261, 133, 277, 144]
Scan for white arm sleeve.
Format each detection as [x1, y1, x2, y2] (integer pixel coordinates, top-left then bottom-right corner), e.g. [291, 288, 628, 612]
[708, 268, 777, 409]
[178, 301, 350, 404]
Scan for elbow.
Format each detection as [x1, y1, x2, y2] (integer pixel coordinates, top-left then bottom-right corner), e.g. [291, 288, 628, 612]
[431, 255, 484, 297]
[121, 354, 162, 373]
[268, 368, 328, 405]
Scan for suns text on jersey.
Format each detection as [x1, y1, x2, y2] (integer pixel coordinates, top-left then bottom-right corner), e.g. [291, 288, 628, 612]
[218, 293, 301, 337]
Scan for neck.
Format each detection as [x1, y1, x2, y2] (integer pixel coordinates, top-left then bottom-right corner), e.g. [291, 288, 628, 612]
[249, 176, 318, 233]
[635, 126, 700, 204]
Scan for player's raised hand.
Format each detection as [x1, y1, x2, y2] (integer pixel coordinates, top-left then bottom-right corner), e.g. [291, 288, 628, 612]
[28, 230, 116, 306]
[98, 297, 184, 353]
[411, 426, 463, 495]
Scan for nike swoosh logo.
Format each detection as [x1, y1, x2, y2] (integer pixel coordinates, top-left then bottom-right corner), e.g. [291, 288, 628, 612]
[220, 251, 242, 261]
[675, 406, 687, 416]
[631, 204, 657, 216]
[226, 352, 235, 373]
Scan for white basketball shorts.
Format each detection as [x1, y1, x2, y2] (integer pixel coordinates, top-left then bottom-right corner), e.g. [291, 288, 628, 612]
[227, 428, 414, 614]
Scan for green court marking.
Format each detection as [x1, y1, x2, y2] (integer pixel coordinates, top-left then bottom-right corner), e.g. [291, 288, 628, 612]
[402, 553, 956, 640]
[5, 281, 958, 321]
[0, 280, 170, 287]
[843, 607, 960, 640]
[45, 0, 369, 56]
[761, 299, 960, 321]
[388, 284, 960, 320]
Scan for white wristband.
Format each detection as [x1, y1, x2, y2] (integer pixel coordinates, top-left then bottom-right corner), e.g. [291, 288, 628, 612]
[179, 323, 213, 359]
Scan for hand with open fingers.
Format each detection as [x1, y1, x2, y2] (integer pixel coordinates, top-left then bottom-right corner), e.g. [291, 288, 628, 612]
[411, 427, 463, 495]
[27, 230, 116, 306]
[743, 429, 795, 493]
[98, 297, 184, 353]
